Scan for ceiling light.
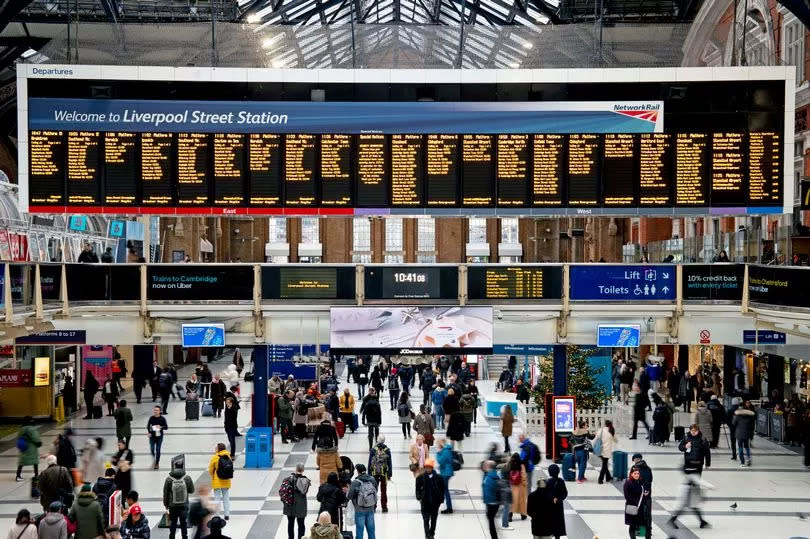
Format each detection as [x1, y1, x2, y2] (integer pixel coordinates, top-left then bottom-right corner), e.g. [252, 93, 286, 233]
[246, 13, 261, 23]
[522, 42, 533, 49]
[509, 62, 520, 68]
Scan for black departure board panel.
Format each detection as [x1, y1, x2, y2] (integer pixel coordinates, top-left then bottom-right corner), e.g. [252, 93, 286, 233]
[711, 132, 745, 206]
[391, 134, 422, 207]
[497, 135, 529, 207]
[284, 134, 317, 206]
[104, 132, 137, 205]
[462, 134, 494, 207]
[248, 133, 281, 206]
[140, 132, 173, 206]
[748, 132, 781, 205]
[66, 131, 101, 205]
[176, 133, 210, 205]
[262, 266, 356, 300]
[365, 265, 458, 300]
[603, 134, 636, 206]
[568, 134, 599, 206]
[356, 134, 388, 207]
[532, 134, 565, 206]
[467, 265, 564, 300]
[639, 133, 673, 206]
[320, 134, 353, 207]
[426, 135, 459, 206]
[29, 130, 65, 205]
[675, 133, 709, 206]
[213, 133, 246, 206]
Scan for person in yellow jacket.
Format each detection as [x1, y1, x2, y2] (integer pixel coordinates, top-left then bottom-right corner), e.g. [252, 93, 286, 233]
[208, 443, 234, 520]
[338, 388, 356, 434]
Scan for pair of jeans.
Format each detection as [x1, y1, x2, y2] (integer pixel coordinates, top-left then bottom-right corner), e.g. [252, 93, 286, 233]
[355, 509, 376, 539]
[632, 419, 650, 439]
[737, 438, 751, 464]
[357, 383, 367, 398]
[485, 504, 499, 539]
[598, 456, 612, 483]
[443, 477, 452, 510]
[575, 449, 587, 481]
[501, 502, 511, 527]
[286, 515, 304, 539]
[149, 435, 164, 466]
[168, 506, 188, 539]
[226, 427, 238, 456]
[214, 488, 230, 517]
[434, 406, 444, 429]
[421, 505, 439, 536]
[504, 436, 511, 453]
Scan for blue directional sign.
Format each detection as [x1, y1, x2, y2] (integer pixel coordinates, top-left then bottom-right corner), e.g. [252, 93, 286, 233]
[742, 330, 786, 345]
[570, 265, 676, 301]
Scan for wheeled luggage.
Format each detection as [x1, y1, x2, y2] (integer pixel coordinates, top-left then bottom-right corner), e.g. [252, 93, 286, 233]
[186, 399, 200, 420]
[612, 450, 628, 480]
[201, 399, 214, 417]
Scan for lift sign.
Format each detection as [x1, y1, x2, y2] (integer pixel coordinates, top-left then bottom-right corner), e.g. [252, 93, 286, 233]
[570, 265, 676, 301]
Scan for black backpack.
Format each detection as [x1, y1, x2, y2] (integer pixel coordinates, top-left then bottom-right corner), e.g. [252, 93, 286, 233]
[216, 454, 234, 479]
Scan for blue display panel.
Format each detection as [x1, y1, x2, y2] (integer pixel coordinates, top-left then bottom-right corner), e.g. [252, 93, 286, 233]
[181, 323, 225, 347]
[570, 265, 675, 301]
[597, 324, 641, 347]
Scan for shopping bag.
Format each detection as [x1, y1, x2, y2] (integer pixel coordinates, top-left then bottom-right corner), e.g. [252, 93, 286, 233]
[158, 512, 170, 528]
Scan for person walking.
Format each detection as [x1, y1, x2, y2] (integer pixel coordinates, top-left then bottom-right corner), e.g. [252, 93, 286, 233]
[527, 476, 554, 539]
[157, 368, 174, 414]
[232, 348, 244, 376]
[15, 416, 41, 481]
[506, 453, 528, 522]
[209, 443, 234, 521]
[368, 436, 392, 513]
[115, 399, 133, 448]
[443, 387, 460, 425]
[431, 382, 446, 430]
[623, 466, 651, 539]
[732, 400, 756, 467]
[619, 363, 634, 405]
[631, 453, 653, 535]
[596, 420, 618, 484]
[398, 392, 413, 439]
[338, 388, 356, 433]
[38, 501, 69, 539]
[324, 388, 340, 422]
[544, 464, 568, 539]
[223, 397, 240, 458]
[102, 376, 119, 416]
[446, 410, 466, 451]
[387, 369, 400, 411]
[435, 439, 454, 514]
[370, 365, 383, 397]
[409, 434, 430, 477]
[79, 438, 105, 488]
[316, 447, 343, 485]
[82, 371, 100, 419]
[55, 427, 77, 472]
[281, 464, 311, 539]
[312, 419, 339, 454]
[415, 459, 445, 539]
[651, 394, 671, 446]
[316, 472, 347, 526]
[419, 367, 435, 407]
[570, 421, 592, 483]
[92, 468, 118, 525]
[163, 456, 195, 539]
[629, 386, 650, 440]
[727, 396, 742, 460]
[278, 390, 297, 443]
[459, 391, 476, 437]
[481, 461, 500, 539]
[70, 484, 105, 539]
[500, 405, 515, 452]
[211, 375, 227, 418]
[669, 424, 711, 530]
[347, 464, 378, 539]
[37, 454, 73, 513]
[695, 401, 713, 447]
[147, 405, 168, 469]
[355, 359, 369, 398]
[360, 389, 382, 450]
[111, 439, 134, 498]
[706, 395, 725, 449]
[413, 404, 435, 447]
[679, 371, 695, 413]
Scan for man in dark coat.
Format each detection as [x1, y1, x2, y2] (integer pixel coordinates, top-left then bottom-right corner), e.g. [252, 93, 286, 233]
[38, 455, 73, 512]
[544, 464, 567, 539]
[311, 419, 339, 452]
[55, 428, 77, 471]
[705, 395, 725, 449]
[415, 459, 446, 539]
[360, 389, 383, 450]
[527, 478, 555, 538]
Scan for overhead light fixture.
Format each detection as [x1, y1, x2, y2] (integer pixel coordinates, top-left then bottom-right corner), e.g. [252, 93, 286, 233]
[509, 62, 520, 68]
[522, 42, 533, 49]
[263, 34, 282, 49]
[246, 13, 261, 23]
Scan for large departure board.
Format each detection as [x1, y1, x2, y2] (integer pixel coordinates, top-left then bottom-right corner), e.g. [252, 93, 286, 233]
[262, 266, 356, 300]
[748, 132, 781, 205]
[176, 133, 209, 205]
[284, 134, 317, 206]
[467, 265, 564, 300]
[675, 133, 709, 206]
[639, 133, 673, 206]
[140, 132, 173, 206]
[66, 131, 101, 205]
[462, 135, 494, 206]
[497, 134, 529, 207]
[602, 134, 635, 206]
[104, 132, 138, 205]
[213, 133, 246, 206]
[356, 134, 388, 207]
[248, 133, 281, 206]
[711, 132, 745, 206]
[568, 134, 599, 206]
[29, 130, 65, 205]
[321, 134, 352, 207]
[532, 134, 565, 206]
[426, 135, 459, 206]
[391, 134, 422, 207]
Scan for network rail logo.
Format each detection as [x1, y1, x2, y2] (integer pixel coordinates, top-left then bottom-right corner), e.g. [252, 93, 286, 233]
[612, 103, 660, 123]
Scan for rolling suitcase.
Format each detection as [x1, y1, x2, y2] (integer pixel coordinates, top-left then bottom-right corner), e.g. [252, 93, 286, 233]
[339, 505, 353, 539]
[175, 384, 186, 401]
[351, 414, 359, 432]
[186, 399, 199, 420]
[335, 419, 346, 439]
[92, 405, 103, 419]
[201, 399, 214, 417]
[674, 426, 685, 441]
[562, 452, 576, 481]
[612, 450, 628, 480]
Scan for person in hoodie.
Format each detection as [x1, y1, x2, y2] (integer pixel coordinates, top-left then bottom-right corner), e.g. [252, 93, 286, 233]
[38, 501, 68, 539]
[435, 439, 455, 514]
[695, 401, 714, 446]
[163, 456, 195, 539]
[6, 509, 37, 539]
[120, 504, 150, 538]
[347, 464, 378, 539]
[316, 472, 347, 526]
[70, 483, 105, 539]
[367, 436, 393, 513]
[92, 467, 118, 525]
[80, 438, 105, 487]
[415, 458, 446, 539]
[55, 427, 77, 473]
[309, 511, 340, 539]
[312, 419, 339, 453]
[732, 400, 756, 467]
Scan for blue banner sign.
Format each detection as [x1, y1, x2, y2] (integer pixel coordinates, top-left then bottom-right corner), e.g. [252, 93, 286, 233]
[16, 330, 86, 344]
[181, 324, 225, 347]
[267, 344, 330, 360]
[742, 330, 786, 345]
[492, 344, 553, 355]
[597, 324, 641, 347]
[28, 98, 663, 134]
[570, 265, 676, 301]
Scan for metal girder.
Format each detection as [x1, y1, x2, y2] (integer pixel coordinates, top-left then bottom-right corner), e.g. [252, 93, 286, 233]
[0, 0, 36, 31]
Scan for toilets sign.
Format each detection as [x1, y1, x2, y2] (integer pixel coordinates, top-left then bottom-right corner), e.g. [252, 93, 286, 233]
[570, 265, 676, 301]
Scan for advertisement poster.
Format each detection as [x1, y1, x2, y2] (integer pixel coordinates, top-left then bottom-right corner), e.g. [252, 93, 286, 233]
[81, 345, 113, 382]
[0, 230, 11, 261]
[597, 324, 641, 347]
[34, 357, 50, 386]
[182, 324, 225, 347]
[553, 397, 575, 433]
[0, 369, 32, 387]
[146, 266, 254, 301]
[330, 306, 493, 354]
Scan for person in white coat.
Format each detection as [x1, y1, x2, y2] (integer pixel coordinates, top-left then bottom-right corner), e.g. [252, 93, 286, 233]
[79, 438, 105, 486]
[596, 420, 618, 484]
[220, 364, 240, 395]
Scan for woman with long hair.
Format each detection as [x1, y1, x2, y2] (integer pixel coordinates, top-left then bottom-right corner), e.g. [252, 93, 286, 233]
[500, 405, 515, 453]
[597, 419, 618, 484]
[623, 466, 650, 539]
[506, 452, 528, 523]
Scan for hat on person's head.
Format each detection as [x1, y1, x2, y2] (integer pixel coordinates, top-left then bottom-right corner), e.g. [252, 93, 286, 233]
[48, 501, 62, 513]
[128, 505, 142, 516]
[45, 454, 57, 466]
[632, 453, 643, 461]
[424, 458, 436, 469]
[81, 483, 92, 492]
[207, 516, 227, 530]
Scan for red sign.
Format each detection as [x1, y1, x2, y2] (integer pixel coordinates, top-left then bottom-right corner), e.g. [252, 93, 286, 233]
[699, 329, 711, 344]
[0, 369, 32, 387]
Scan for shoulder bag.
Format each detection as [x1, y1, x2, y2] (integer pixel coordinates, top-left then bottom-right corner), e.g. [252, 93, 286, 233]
[625, 491, 644, 516]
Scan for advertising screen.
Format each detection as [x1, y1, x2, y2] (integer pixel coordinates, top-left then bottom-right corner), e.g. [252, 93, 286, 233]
[597, 324, 641, 347]
[181, 324, 225, 347]
[330, 306, 493, 354]
[34, 356, 50, 386]
[553, 397, 575, 433]
[147, 265, 254, 301]
[681, 264, 744, 301]
[748, 265, 810, 308]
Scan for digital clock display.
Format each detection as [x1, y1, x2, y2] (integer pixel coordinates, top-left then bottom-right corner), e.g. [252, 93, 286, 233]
[364, 266, 458, 300]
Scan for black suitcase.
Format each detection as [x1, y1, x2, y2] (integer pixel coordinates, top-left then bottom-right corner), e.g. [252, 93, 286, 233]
[186, 399, 200, 420]
[339, 505, 353, 539]
[92, 405, 103, 419]
[674, 426, 685, 441]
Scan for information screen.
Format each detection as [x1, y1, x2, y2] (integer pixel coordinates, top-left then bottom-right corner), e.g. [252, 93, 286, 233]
[66, 131, 101, 205]
[532, 134, 565, 206]
[103, 132, 138, 205]
[467, 265, 564, 300]
[711, 132, 745, 206]
[567, 134, 599, 206]
[391, 134, 422, 207]
[675, 133, 709, 206]
[364, 266, 458, 300]
[497, 134, 530, 206]
[639, 133, 673, 206]
[461, 134, 494, 207]
[29, 130, 65, 205]
[320, 134, 353, 207]
[748, 132, 781, 205]
[248, 133, 281, 206]
[213, 133, 246, 206]
[356, 134, 388, 207]
[284, 134, 317, 206]
[140, 132, 173, 206]
[426, 135, 459, 206]
[176, 133, 210, 205]
[602, 133, 636, 206]
[261, 266, 356, 300]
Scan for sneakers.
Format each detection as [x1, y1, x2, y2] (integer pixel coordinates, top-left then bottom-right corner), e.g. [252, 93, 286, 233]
[576, 479, 585, 484]
[501, 527, 514, 531]
[15, 477, 23, 482]
[667, 517, 679, 529]
[699, 520, 711, 529]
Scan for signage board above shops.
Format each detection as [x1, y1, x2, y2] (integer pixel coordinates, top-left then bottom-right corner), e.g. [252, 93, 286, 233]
[16, 330, 86, 345]
[0, 369, 32, 387]
[570, 265, 675, 301]
[147, 265, 254, 301]
[682, 264, 744, 301]
[742, 330, 786, 345]
[748, 265, 810, 308]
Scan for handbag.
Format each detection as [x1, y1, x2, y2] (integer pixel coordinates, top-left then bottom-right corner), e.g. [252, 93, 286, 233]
[625, 492, 644, 516]
[158, 512, 171, 528]
[424, 433, 434, 446]
[592, 434, 603, 456]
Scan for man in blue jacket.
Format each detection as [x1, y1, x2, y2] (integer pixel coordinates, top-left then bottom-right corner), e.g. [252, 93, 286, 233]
[482, 460, 500, 539]
[518, 434, 540, 489]
[436, 440, 455, 514]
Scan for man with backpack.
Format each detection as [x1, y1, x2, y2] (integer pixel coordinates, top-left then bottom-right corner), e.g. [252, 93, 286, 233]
[280, 463, 310, 539]
[518, 434, 541, 490]
[420, 368, 436, 407]
[415, 458, 446, 539]
[459, 392, 477, 437]
[367, 436, 392, 513]
[347, 464, 378, 539]
[208, 443, 234, 521]
[162, 456, 195, 539]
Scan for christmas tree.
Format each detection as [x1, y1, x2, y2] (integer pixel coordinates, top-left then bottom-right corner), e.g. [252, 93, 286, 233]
[531, 345, 609, 410]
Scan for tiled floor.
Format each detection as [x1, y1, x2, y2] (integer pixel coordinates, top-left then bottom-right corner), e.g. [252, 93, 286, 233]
[1, 351, 809, 539]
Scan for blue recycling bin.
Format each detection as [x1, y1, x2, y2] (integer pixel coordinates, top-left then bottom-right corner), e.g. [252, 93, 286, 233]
[244, 427, 274, 468]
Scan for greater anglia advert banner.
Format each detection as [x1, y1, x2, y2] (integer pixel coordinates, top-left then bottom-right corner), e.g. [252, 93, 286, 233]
[28, 98, 664, 134]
